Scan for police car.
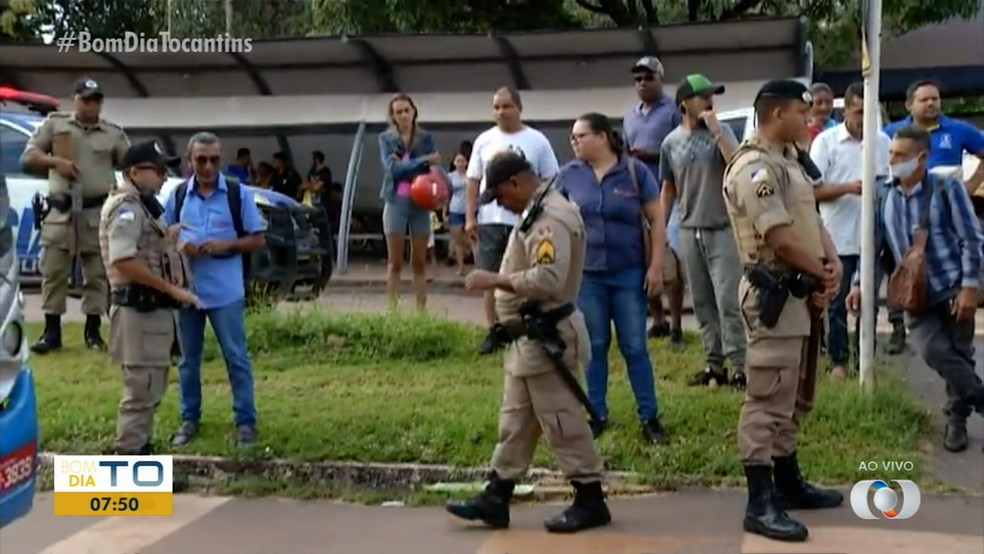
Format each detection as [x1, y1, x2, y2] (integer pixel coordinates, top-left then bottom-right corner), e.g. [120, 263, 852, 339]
[0, 87, 333, 295]
[0, 172, 36, 528]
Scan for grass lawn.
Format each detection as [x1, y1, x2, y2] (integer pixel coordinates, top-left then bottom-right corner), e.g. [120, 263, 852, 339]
[29, 308, 932, 487]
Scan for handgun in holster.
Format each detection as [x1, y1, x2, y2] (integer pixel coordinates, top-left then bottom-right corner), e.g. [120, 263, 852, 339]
[745, 266, 790, 329]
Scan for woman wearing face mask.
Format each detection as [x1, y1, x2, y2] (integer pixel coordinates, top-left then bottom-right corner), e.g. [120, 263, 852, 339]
[378, 93, 441, 310]
[556, 112, 668, 445]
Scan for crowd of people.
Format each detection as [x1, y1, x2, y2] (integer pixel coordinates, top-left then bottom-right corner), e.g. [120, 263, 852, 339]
[17, 60, 983, 544]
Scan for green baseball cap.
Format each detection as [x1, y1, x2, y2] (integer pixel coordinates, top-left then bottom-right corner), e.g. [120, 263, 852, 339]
[675, 74, 725, 104]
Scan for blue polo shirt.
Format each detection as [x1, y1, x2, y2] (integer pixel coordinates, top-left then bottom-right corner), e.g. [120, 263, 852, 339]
[164, 174, 267, 309]
[622, 95, 681, 176]
[556, 157, 660, 273]
[883, 115, 984, 169]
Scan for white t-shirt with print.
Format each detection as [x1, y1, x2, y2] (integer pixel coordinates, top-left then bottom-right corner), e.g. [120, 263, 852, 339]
[467, 125, 560, 226]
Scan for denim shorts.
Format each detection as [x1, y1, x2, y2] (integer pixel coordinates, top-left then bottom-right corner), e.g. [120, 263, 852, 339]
[476, 224, 513, 271]
[382, 198, 430, 237]
[447, 212, 466, 227]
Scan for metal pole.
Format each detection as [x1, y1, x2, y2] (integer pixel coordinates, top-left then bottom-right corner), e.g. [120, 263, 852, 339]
[167, 0, 173, 34]
[336, 121, 367, 275]
[224, 0, 233, 34]
[859, 0, 883, 392]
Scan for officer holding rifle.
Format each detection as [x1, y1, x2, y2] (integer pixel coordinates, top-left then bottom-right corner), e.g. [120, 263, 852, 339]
[445, 150, 611, 534]
[99, 140, 201, 455]
[722, 80, 844, 544]
[21, 77, 130, 353]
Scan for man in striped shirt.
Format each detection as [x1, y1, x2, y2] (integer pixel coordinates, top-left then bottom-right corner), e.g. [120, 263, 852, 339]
[847, 125, 984, 452]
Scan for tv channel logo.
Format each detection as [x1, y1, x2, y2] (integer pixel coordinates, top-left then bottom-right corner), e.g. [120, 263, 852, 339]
[53, 455, 173, 516]
[850, 479, 921, 520]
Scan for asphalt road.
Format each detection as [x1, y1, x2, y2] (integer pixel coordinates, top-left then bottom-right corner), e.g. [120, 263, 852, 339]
[2, 490, 982, 554]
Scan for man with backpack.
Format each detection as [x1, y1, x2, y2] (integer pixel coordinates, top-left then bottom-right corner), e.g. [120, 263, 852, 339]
[165, 132, 267, 447]
[847, 125, 984, 453]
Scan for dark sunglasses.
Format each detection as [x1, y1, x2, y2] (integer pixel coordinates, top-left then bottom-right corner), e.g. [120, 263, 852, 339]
[193, 155, 222, 166]
[133, 164, 165, 176]
[633, 74, 655, 83]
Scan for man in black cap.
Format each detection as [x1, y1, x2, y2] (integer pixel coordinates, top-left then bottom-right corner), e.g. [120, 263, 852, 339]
[721, 80, 844, 542]
[22, 76, 130, 353]
[99, 140, 201, 455]
[446, 151, 611, 534]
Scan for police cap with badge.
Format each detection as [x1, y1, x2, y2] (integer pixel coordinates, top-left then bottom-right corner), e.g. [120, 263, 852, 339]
[73, 77, 104, 99]
[120, 140, 181, 169]
[754, 79, 823, 183]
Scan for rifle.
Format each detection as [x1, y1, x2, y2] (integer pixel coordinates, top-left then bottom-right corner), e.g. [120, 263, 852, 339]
[52, 132, 81, 288]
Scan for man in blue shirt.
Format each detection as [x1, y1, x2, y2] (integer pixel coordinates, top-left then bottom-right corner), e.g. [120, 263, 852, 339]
[883, 80, 984, 195]
[847, 125, 984, 453]
[165, 132, 267, 447]
[224, 147, 255, 185]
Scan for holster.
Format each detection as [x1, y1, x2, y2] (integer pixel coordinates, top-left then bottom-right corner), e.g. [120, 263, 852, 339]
[492, 302, 601, 426]
[745, 266, 789, 328]
[31, 193, 50, 231]
[111, 285, 177, 312]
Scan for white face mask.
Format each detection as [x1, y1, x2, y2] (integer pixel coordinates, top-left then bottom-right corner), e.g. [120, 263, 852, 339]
[890, 157, 920, 181]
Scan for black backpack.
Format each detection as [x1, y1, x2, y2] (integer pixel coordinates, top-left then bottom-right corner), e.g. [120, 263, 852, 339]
[172, 176, 250, 280]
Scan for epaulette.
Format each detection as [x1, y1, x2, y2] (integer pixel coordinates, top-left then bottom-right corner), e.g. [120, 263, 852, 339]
[99, 118, 125, 131]
[47, 111, 71, 119]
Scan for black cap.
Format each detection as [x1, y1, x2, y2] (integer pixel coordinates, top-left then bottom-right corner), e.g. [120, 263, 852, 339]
[675, 74, 725, 104]
[479, 150, 533, 204]
[754, 80, 812, 105]
[73, 77, 103, 98]
[121, 140, 180, 169]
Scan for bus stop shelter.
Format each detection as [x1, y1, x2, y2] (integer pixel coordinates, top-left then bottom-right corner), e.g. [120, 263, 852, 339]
[0, 17, 812, 274]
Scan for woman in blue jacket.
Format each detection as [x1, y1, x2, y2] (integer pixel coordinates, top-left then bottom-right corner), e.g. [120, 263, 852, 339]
[378, 93, 441, 310]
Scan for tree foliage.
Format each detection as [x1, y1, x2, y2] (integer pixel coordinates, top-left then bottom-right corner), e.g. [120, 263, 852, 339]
[0, 0, 979, 67]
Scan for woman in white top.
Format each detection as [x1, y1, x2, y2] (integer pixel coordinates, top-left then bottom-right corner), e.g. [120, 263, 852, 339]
[445, 150, 473, 275]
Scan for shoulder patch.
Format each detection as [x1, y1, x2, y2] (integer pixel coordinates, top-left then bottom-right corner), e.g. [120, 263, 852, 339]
[116, 208, 136, 222]
[755, 182, 775, 198]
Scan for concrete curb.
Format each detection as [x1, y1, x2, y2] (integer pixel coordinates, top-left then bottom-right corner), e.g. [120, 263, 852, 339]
[37, 452, 646, 495]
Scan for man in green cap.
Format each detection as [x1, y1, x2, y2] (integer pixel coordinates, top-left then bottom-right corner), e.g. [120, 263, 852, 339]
[660, 74, 747, 390]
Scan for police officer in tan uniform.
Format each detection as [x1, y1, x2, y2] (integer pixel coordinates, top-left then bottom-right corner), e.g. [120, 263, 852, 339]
[722, 81, 845, 543]
[21, 77, 130, 353]
[446, 151, 610, 534]
[100, 140, 201, 455]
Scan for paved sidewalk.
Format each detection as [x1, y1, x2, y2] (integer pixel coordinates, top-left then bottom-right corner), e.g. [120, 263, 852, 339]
[4, 490, 982, 554]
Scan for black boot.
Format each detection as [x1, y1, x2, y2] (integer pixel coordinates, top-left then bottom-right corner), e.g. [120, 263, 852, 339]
[743, 464, 808, 542]
[30, 314, 62, 355]
[944, 420, 969, 452]
[445, 472, 513, 529]
[84, 315, 106, 350]
[773, 452, 843, 510]
[884, 322, 906, 355]
[543, 481, 611, 534]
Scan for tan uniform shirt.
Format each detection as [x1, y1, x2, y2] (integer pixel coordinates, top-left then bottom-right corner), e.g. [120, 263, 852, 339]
[723, 133, 825, 338]
[495, 184, 591, 376]
[23, 112, 129, 223]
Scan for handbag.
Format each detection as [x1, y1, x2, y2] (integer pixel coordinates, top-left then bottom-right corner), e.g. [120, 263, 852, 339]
[887, 180, 935, 312]
[626, 158, 678, 283]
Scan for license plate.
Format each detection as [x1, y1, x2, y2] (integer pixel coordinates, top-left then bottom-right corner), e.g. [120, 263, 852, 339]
[0, 442, 37, 493]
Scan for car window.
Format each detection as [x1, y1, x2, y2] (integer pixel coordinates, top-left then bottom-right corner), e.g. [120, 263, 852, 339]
[0, 124, 29, 177]
[722, 117, 747, 141]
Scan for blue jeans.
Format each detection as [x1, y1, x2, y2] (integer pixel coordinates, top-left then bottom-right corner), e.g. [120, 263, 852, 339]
[827, 255, 858, 366]
[177, 299, 257, 427]
[578, 268, 659, 422]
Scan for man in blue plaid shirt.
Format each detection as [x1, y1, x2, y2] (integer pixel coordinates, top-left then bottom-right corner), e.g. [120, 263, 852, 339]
[848, 124, 984, 452]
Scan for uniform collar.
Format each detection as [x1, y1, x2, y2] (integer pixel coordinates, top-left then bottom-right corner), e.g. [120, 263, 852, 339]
[747, 132, 793, 158]
[70, 114, 103, 131]
[115, 180, 140, 196]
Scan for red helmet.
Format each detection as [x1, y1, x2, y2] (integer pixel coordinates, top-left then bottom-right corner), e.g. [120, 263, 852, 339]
[409, 168, 449, 211]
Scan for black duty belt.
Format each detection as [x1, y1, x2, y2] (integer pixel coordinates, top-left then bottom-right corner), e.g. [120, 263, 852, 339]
[48, 193, 108, 213]
[111, 285, 177, 312]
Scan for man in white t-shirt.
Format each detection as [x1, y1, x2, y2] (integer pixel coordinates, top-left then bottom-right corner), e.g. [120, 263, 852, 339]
[465, 87, 561, 354]
[810, 82, 892, 379]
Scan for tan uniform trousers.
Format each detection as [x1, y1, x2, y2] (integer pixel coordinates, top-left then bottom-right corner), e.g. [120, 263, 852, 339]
[738, 316, 821, 465]
[110, 306, 173, 453]
[40, 210, 107, 316]
[490, 370, 604, 483]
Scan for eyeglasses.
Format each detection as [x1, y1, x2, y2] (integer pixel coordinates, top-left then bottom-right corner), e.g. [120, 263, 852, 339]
[569, 132, 593, 142]
[633, 74, 655, 84]
[193, 155, 221, 167]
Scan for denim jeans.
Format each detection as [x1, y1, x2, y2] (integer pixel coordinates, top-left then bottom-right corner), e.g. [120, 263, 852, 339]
[177, 299, 257, 427]
[827, 255, 858, 366]
[577, 268, 659, 422]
